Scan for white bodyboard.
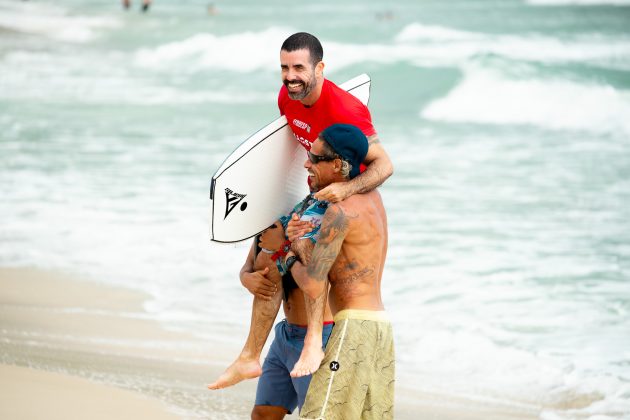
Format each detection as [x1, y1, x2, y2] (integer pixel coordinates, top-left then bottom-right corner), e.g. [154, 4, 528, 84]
[210, 74, 371, 243]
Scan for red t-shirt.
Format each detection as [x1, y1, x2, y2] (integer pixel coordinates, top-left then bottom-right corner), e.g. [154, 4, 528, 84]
[278, 79, 376, 153]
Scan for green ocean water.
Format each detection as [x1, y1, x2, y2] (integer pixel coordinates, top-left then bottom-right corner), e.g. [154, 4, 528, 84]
[1, 0, 630, 418]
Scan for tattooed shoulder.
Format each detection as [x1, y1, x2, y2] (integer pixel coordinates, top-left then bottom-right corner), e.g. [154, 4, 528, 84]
[306, 204, 351, 281]
[367, 134, 381, 146]
[317, 204, 349, 243]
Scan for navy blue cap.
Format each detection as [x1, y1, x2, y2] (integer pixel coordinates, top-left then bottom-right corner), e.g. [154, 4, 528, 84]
[319, 124, 368, 179]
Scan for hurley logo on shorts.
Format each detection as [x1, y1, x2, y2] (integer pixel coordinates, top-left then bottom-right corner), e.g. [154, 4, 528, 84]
[224, 188, 247, 219]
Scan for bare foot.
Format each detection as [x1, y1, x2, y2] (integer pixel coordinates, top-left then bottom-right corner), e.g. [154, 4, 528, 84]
[290, 345, 325, 378]
[207, 358, 262, 390]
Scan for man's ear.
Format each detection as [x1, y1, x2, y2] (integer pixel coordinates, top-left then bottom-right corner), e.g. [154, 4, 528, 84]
[333, 158, 342, 174]
[315, 61, 325, 79]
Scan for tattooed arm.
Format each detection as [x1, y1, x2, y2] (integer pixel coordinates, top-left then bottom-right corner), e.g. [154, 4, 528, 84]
[287, 204, 349, 300]
[314, 135, 393, 202]
[291, 238, 314, 266]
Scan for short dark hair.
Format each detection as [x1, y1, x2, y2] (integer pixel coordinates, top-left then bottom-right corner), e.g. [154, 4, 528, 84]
[280, 32, 323, 66]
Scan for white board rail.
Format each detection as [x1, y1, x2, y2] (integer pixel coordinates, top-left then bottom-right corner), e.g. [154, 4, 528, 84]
[209, 74, 371, 243]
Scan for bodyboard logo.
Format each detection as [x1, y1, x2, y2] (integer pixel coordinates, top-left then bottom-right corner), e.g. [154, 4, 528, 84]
[224, 188, 248, 219]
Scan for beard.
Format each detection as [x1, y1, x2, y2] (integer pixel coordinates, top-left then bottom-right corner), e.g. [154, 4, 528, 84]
[284, 73, 317, 101]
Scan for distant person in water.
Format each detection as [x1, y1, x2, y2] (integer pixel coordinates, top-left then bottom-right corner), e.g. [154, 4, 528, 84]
[122, 0, 151, 12]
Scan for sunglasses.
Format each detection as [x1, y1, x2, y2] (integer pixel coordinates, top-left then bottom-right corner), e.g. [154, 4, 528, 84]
[307, 151, 337, 164]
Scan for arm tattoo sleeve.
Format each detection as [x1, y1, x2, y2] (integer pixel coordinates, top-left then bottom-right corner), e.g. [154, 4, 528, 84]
[292, 239, 314, 266]
[306, 205, 349, 282]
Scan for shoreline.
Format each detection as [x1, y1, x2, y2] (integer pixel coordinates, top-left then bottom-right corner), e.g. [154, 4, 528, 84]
[0, 364, 179, 420]
[0, 266, 258, 419]
[0, 266, 539, 419]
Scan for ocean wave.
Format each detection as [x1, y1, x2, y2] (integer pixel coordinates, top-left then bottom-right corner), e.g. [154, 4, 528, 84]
[134, 25, 630, 74]
[134, 27, 293, 72]
[328, 23, 630, 71]
[0, 79, 274, 105]
[421, 67, 630, 134]
[394, 23, 483, 42]
[0, 51, 274, 105]
[401, 327, 630, 419]
[391, 23, 630, 69]
[0, 1, 120, 43]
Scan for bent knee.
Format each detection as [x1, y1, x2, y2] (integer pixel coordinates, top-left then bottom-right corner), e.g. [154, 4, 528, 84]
[254, 251, 272, 269]
[259, 220, 286, 249]
[254, 253, 280, 280]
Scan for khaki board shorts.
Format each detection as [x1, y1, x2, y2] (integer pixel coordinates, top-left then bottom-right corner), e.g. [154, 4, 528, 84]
[299, 309, 395, 420]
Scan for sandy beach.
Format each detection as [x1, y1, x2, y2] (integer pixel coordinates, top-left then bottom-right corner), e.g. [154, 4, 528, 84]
[0, 364, 179, 420]
[0, 267, 258, 419]
[0, 267, 540, 419]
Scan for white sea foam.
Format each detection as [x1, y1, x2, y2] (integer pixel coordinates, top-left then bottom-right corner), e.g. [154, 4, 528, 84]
[391, 23, 630, 69]
[0, 1, 120, 43]
[134, 27, 293, 72]
[0, 51, 274, 105]
[394, 23, 483, 42]
[132, 24, 630, 75]
[402, 330, 565, 395]
[389, 270, 630, 418]
[422, 67, 630, 135]
[327, 24, 630, 71]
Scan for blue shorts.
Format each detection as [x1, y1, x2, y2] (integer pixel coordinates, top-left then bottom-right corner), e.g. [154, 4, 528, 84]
[254, 320, 334, 414]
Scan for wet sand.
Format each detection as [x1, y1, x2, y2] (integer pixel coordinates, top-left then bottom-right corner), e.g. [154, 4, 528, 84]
[0, 267, 257, 419]
[0, 267, 540, 419]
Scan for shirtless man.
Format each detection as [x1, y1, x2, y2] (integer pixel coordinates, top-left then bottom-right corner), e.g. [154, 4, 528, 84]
[284, 124, 394, 419]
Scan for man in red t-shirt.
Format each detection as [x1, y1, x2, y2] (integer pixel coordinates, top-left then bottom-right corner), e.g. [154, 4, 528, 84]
[208, 33, 393, 419]
[279, 73, 375, 151]
[278, 36, 391, 202]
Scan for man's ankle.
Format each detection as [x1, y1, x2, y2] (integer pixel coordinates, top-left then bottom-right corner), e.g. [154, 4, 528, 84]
[237, 351, 259, 362]
[303, 335, 323, 347]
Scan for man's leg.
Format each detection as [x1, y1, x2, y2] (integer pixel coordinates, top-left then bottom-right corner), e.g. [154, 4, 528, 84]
[299, 316, 369, 420]
[251, 321, 302, 419]
[208, 229, 285, 389]
[291, 322, 334, 410]
[251, 405, 287, 420]
[290, 279, 327, 378]
[300, 313, 393, 420]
